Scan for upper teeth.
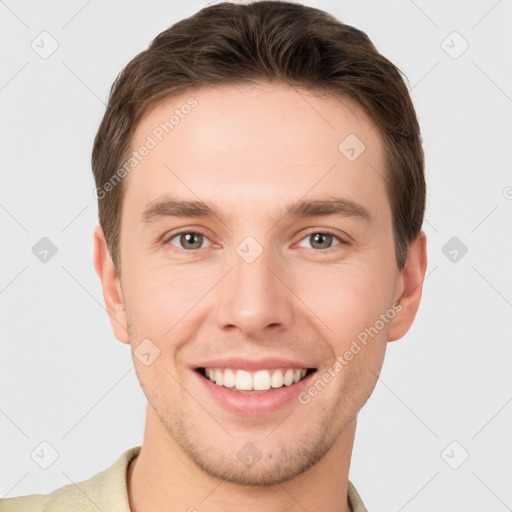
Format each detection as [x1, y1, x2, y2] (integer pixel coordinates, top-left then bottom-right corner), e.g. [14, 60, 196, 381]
[204, 368, 308, 391]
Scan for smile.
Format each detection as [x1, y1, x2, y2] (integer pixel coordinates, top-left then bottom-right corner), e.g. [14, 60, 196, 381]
[197, 367, 315, 393]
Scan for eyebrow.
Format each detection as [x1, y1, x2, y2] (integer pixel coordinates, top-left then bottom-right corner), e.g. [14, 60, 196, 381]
[141, 195, 372, 224]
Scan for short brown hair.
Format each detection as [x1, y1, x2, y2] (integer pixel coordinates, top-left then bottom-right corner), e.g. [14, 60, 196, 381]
[92, 0, 425, 273]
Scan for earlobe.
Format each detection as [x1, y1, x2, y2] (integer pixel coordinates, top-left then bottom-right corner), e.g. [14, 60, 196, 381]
[93, 225, 130, 344]
[387, 230, 428, 342]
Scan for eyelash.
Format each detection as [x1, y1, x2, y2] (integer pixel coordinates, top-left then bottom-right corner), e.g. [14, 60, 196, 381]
[164, 228, 348, 253]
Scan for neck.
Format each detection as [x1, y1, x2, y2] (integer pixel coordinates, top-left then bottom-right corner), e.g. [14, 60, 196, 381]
[128, 405, 356, 512]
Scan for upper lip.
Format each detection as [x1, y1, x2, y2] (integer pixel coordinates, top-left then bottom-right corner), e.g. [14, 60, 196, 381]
[192, 357, 317, 371]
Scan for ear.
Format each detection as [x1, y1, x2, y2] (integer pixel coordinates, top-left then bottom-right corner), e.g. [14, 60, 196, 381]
[93, 225, 129, 344]
[387, 230, 428, 342]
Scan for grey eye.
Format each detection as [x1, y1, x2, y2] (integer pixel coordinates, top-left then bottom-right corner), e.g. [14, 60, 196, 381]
[297, 232, 342, 250]
[169, 232, 207, 250]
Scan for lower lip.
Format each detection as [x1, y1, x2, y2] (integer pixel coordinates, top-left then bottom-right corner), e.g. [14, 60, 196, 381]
[193, 370, 316, 416]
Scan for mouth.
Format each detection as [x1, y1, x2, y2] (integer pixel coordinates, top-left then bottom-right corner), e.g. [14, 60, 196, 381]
[195, 367, 317, 394]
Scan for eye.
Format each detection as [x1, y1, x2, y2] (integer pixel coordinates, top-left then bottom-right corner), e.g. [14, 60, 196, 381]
[296, 230, 345, 250]
[167, 231, 212, 251]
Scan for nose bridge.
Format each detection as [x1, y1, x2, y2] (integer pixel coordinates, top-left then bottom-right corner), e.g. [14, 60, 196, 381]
[214, 235, 294, 336]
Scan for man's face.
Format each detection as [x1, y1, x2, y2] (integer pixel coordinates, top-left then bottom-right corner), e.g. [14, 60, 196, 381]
[109, 83, 407, 485]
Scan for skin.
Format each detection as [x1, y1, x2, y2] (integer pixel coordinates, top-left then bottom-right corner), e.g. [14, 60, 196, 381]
[94, 82, 427, 512]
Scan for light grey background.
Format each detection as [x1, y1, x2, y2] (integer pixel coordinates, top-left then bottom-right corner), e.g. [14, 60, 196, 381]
[1, 1, 511, 510]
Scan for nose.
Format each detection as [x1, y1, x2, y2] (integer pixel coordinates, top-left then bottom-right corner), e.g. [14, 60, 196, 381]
[213, 242, 295, 339]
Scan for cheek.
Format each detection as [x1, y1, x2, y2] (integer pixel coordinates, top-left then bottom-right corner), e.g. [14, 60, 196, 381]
[297, 264, 394, 348]
[122, 263, 215, 337]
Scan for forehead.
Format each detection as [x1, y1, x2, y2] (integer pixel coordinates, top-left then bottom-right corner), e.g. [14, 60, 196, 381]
[124, 82, 389, 225]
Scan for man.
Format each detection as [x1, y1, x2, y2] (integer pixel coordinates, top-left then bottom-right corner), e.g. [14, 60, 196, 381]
[1, 1, 427, 511]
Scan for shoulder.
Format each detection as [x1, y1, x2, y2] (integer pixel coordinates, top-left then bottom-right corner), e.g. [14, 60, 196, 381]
[0, 446, 141, 512]
[0, 483, 92, 512]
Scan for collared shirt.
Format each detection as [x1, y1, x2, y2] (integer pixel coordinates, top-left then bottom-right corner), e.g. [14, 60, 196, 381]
[0, 446, 369, 512]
